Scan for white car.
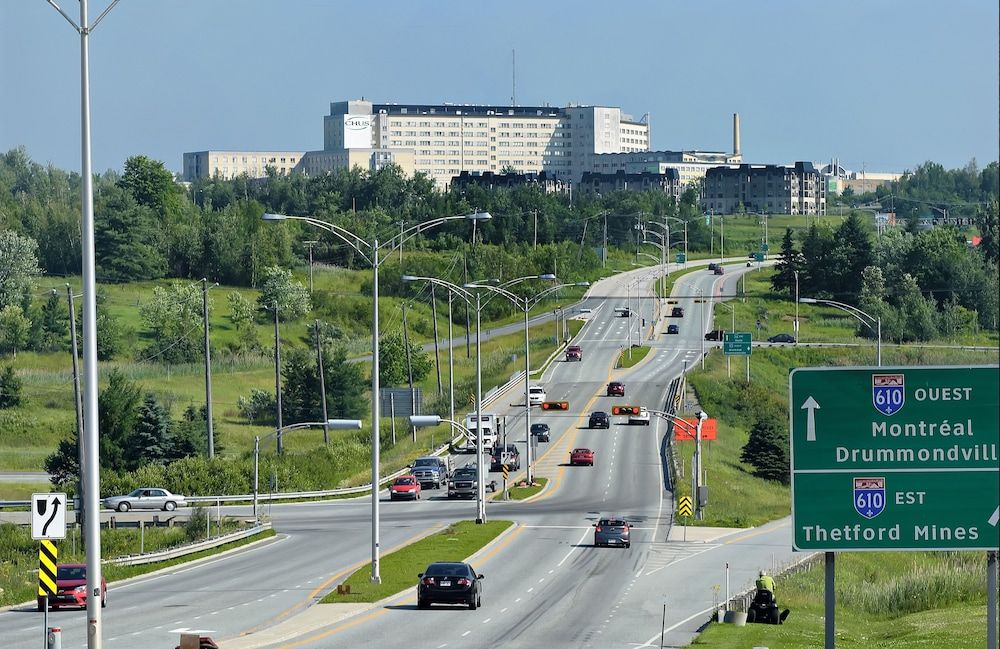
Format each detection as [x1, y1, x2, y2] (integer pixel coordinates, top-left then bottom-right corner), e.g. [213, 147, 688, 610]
[628, 408, 651, 426]
[528, 386, 547, 406]
[103, 488, 186, 512]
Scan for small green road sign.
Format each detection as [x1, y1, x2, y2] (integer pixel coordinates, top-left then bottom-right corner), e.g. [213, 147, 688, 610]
[675, 252, 686, 264]
[761, 243, 769, 252]
[753, 252, 764, 262]
[790, 365, 999, 551]
[723, 332, 752, 356]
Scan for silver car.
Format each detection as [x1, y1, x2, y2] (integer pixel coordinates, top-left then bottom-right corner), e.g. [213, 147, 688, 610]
[103, 488, 186, 512]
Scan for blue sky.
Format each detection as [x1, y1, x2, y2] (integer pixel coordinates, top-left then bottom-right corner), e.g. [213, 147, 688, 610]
[2, 0, 997, 176]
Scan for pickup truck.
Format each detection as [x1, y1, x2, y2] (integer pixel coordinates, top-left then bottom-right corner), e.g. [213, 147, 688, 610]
[704, 329, 726, 341]
[565, 345, 582, 361]
[410, 456, 452, 489]
[447, 466, 497, 498]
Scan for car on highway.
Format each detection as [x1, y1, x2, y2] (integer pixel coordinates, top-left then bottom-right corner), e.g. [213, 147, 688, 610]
[707, 262, 718, 271]
[615, 306, 631, 317]
[491, 444, 521, 471]
[103, 487, 186, 512]
[714, 266, 725, 275]
[448, 465, 496, 498]
[530, 423, 550, 442]
[666, 324, 679, 334]
[579, 307, 593, 314]
[389, 475, 421, 501]
[588, 411, 610, 429]
[628, 407, 651, 426]
[570, 448, 595, 466]
[704, 329, 725, 341]
[565, 345, 583, 361]
[606, 381, 625, 397]
[418, 562, 484, 610]
[670, 306, 684, 317]
[38, 563, 106, 611]
[594, 517, 631, 548]
[768, 333, 796, 343]
[528, 385, 547, 406]
[411, 456, 452, 489]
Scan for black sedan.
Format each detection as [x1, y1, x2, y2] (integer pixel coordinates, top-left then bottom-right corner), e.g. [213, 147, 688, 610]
[767, 333, 796, 343]
[530, 423, 550, 442]
[418, 562, 484, 610]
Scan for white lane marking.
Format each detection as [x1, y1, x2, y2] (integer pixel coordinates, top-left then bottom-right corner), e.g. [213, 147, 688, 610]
[437, 645, 447, 648]
[527, 587, 534, 593]
[501, 607, 508, 613]
[557, 527, 594, 567]
[515, 597, 521, 603]
[538, 577, 545, 583]
[633, 605, 718, 647]
[548, 569, 554, 574]
[482, 618, 492, 623]
[462, 631, 471, 637]
[643, 544, 719, 575]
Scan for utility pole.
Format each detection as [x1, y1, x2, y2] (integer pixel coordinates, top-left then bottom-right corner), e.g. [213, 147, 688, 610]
[315, 320, 329, 445]
[603, 212, 608, 268]
[533, 209, 538, 248]
[430, 284, 443, 396]
[273, 304, 283, 454]
[202, 279, 215, 458]
[65, 286, 84, 530]
[304, 240, 318, 294]
[402, 303, 415, 441]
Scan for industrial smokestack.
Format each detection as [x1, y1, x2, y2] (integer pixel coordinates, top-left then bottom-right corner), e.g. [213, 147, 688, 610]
[733, 113, 741, 157]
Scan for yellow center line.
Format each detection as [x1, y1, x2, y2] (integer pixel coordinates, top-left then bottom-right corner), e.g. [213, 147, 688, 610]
[276, 607, 391, 649]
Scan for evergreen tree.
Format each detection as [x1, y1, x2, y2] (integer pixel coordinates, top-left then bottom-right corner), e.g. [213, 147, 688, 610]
[172, 404, 211, 458]
[799, 222, 834, 296]
[44, 435, 79, 489]
[128, 394, 173, 468]
[98, 370, 143, 472]
[826, 213, 874, 300]
[740, 414, 790, 484]
[0, 364, 22, 408]
[35, 290, 68, 352]
[770, 228, 804, 295]
[94, 184, 167, 282]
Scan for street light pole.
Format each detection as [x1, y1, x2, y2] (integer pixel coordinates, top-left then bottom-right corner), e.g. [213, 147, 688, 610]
[273, 304, 283, 454]
[202, 279, 216, 458]
[474, 292, 486, 522]
[794, 270, 800, 343]
[799, 297, 882, 367]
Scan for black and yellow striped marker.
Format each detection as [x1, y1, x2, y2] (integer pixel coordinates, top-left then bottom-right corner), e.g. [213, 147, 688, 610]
[38, 539, 57, 597]
[678, 495, 693, 518]
[502, 464, 510, 481]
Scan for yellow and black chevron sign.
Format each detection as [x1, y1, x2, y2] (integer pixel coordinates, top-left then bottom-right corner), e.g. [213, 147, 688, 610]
[502, 464, 510, 480]
[678, 496, 693, 518]
[38, 539, 58, 596]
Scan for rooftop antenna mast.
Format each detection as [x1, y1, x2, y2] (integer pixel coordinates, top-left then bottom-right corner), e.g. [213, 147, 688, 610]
[511, 48, 516, 106]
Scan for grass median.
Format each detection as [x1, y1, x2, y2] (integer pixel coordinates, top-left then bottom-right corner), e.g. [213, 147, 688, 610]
[503, 477, 548, 501]
[320, 520, 512, 604]
[617, 345, 651, 369]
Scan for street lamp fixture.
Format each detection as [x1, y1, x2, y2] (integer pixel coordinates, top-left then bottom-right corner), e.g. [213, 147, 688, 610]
[799, 297, 881, 366]
[264, 210, 490, 584]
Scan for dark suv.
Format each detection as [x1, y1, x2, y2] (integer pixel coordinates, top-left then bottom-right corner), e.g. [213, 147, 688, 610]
[589, 411, 610, 429]
[670, 307, 684, 317]
[530, 423, 550, 442]
[490, 444, 521, 471]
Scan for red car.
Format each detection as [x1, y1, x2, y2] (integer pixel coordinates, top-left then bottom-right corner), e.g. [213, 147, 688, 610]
[38, 563, 106, 611]
[389, 475, 422, 501]
[570, 448, 595, 466]
[607, 381, 625, 397]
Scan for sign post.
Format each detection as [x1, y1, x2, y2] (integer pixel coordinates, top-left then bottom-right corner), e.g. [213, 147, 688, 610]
[790, 365, 999, 649]
[723, 332, 752, 384]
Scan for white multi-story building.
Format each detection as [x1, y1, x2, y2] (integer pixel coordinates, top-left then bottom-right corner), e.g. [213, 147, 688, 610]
[182, 150, 305, 181]
[301, 99, 649, 188]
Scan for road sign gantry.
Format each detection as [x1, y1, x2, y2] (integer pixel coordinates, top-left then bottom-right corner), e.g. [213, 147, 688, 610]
[790, 365, 999, 552]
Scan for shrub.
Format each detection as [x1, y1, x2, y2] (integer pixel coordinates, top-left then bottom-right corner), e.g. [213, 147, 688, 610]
[185, 506, 208, 542]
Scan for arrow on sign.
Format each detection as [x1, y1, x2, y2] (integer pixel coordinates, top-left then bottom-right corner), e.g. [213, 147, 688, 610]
[989, 506, 999, 527]
[801, 396, 821, 441]
[41, 496, 61, 537]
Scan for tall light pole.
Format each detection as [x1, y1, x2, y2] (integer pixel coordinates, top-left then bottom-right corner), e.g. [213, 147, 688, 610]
[466, 279, 588, 484]
[45, 1, 121, 643]
[264, 210, 490, 582]
[202, 279, 218, 458]
[719, 302, 736, 378]
[799, 298, 882, 366]
[794, 270, 800, 343]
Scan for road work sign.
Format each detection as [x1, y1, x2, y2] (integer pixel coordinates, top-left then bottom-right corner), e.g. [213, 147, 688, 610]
[790, 365, 999, 551]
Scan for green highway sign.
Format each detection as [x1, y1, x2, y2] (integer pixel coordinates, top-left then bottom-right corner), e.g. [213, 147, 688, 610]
[723, 332, 752, 356]
[753, 252, 764, 262]
[789, 365, 999, 551]
[761, 243, 769, 252]
[675, 252, 686, 264]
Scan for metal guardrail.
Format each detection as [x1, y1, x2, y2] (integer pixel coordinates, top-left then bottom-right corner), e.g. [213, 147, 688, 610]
[107, 522, 273, 566]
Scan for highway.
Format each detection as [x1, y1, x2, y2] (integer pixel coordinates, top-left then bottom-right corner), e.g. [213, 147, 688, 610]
[0, 261, 801, 649]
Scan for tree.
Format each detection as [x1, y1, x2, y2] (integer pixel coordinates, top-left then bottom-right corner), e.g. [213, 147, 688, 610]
[227, 290, 259, 352]
[0, 304, 31, 357]
[127, 394, 173, 469]
[94, 184, 167, 282]
[281, 343, 366, 424]
[117, 155, 181, 215]
[172, 404, 211, 458]
[799, 222, 834, 296]
[825, 213, 873, 300]
[894, 273, 938, 342]
[974, 199, 999, 264]
[34, 290, 68, 352]
[257, 266, 311, 320]
[770, 228, 804, 295]
[139, 283, 205, 363]
[98, 370, 143, 472]
[0, 365, 22, 408]
[378, 332, 432, 386]
[45, 436, 80, 489]
[0, 229, 40, 311]
[740, 414, 790, 484]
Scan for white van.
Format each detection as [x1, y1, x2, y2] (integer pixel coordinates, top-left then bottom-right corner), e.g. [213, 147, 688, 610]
[464, 412, 498, 452]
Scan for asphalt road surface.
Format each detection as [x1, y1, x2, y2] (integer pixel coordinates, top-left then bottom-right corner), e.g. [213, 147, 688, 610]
[0, 261, 801, 649]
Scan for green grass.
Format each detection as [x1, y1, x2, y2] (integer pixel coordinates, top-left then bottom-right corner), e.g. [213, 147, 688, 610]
[319, 520, 512, 604]
[692, 552, 988, 648]
[503, 477, 548, 500]
[617, 345, 651, 368]
[0, 520, 273, 607]
[0, 480, 51, 501]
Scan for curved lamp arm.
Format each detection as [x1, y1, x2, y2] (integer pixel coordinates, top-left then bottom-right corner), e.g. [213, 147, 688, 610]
[263, 213, 374, 264]
[402, 274, 474, 304]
